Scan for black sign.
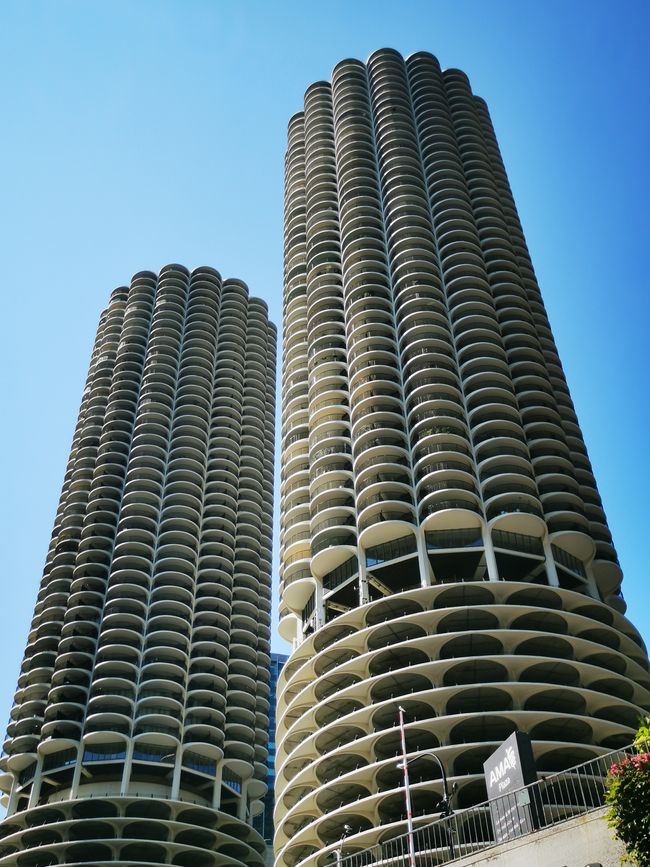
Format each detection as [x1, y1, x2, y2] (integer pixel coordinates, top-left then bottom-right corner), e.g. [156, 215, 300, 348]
[483, 731, 540, 843]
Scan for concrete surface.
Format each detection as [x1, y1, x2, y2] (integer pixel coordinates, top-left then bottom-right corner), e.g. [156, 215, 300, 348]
[452, 807, 628, 867]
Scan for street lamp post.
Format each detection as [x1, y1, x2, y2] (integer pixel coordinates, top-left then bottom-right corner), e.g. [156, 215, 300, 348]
[397, 706, 417, 867]
[331, 823, 352, 867]
[423, 751, 455, 860]
[397, 707, 456, 862]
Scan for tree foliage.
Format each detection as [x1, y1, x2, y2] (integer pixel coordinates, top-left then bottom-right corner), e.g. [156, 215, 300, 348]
[606, 717, 650, 866]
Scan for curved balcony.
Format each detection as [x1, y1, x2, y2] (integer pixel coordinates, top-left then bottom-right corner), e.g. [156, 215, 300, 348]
[275, 573, 650, 864]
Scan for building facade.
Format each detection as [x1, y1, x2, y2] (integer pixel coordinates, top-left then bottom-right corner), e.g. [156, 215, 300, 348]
[0, 265, 276, 867]
[275, 49, 650, 866]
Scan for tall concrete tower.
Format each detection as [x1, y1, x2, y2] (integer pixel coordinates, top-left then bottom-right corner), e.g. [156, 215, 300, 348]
[0, 265, 276, 867]
[276, 49, 650, 866]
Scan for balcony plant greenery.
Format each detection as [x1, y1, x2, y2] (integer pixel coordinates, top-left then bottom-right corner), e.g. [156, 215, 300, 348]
[606, 717, 650, 866]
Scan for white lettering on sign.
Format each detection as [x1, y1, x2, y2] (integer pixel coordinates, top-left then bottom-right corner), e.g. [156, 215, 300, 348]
[488, 745, 517, 790]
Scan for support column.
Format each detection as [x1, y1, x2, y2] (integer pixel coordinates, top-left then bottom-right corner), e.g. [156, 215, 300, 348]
[584, 563, 600, 600]
[542, 537, 560, 588]
[237, 779, 249, 821]
[170, 747, 183, 800]
[314, 578, 325, 630]
[416, 530, 433, 588]
[212, 762, 223, 810]
[70, 743, 85, 798]
[482, 526, 500, 582]
[358, 554, 370, 606]
[120, 739, 134, 795]
[6, 778, 20, 817]
[27, 755, 44, 809]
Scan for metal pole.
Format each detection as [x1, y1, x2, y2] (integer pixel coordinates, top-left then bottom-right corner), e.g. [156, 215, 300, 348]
[398, 706, 417, 867]
[422, 750, 455, 860]
[335, 823, 351, 867]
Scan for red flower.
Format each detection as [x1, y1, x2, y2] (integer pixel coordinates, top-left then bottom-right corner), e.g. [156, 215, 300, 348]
[608, 752, 650, 777]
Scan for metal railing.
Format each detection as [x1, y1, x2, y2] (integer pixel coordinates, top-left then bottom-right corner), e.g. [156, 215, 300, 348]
[324, 738, 649, 867]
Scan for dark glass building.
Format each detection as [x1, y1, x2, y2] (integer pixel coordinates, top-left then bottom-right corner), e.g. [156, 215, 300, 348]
[256, 652, 288, 849]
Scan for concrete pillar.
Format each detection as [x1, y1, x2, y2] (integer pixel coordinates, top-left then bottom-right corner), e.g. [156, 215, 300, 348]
[170, 747, 183, 800]
[120, 739, 135, 795]
[482, 526, 500, 581]
[585, 563, 600, 599]
[542, 537, 560, 587]
[358, 555, 370, 606]
[314, 578, 325, 630]
[212, 762, 223, 810]
[27, 754, 44, 808]
[70, 743, 85, 798]
[237, 779, 249, 821]
[7, 777, 20, 816]
[416, 529, 433, 587]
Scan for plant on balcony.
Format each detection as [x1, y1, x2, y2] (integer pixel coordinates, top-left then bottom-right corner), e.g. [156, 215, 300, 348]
[606, 717, 650, 866]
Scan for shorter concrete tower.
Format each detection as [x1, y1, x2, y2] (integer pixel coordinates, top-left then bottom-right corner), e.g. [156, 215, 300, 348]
[0, 265, 276, 867]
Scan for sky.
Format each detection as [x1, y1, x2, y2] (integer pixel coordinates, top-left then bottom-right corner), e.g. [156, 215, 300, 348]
[0, 0, 648, 723]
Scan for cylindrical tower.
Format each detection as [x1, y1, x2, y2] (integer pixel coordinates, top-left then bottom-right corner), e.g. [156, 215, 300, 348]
[0, 265, 276, 867]
[276, 50, 650, 867]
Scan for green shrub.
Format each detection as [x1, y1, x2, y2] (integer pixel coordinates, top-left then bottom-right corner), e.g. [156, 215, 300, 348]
[606, 717, 650, 866]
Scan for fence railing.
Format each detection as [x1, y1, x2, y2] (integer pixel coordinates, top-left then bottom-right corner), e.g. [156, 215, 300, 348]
[322, 738, 649, 867]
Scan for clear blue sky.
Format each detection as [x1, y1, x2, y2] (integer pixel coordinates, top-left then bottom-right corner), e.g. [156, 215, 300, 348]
[1, 0, 648, 721]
